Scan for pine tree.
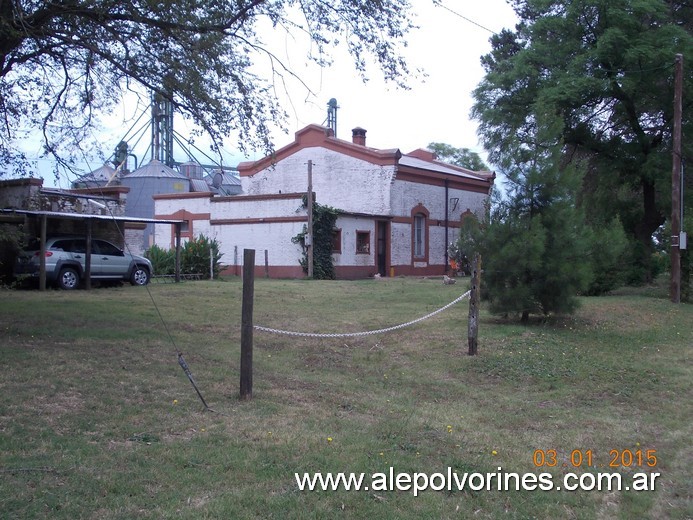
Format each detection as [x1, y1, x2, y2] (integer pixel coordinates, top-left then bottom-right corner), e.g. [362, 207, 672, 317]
[462, 149, 593, 322]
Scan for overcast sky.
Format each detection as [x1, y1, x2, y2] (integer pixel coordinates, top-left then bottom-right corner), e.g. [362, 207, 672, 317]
[40, 0, 518, 188]
[264, 0, 519, 161]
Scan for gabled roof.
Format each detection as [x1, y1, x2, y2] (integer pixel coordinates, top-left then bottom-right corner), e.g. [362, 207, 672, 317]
[236, 124, 494, 193]
[237, 124, 402, 176]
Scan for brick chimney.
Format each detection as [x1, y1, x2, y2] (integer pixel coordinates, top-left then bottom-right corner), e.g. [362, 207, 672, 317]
[352, 127, 367, 146]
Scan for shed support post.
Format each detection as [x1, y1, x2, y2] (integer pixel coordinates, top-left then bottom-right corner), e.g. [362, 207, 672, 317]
[85, 219, 92, 290]
[39, 215, 47, 291]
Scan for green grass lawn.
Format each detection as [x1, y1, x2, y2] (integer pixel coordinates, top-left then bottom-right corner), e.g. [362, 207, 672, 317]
[0, 277, 690, 519]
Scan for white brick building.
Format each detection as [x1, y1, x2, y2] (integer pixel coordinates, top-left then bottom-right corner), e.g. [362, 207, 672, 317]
[153, 125, 494, 278]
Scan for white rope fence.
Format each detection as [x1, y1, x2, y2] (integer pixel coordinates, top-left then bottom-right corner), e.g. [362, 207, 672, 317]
[254, 289, 471, 338]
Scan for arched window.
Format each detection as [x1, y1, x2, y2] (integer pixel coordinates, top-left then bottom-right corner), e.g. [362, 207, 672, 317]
[413, 213, 426, 259]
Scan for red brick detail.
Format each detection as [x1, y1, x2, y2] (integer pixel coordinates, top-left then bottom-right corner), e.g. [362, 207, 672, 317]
[220, 264, 305, 279]
[411, 204, 430, 265]
[389, 263, 448, 277]
[156, 209, 211, 247]
[406, 148, 437, 161]
[237, 124, 401, 176]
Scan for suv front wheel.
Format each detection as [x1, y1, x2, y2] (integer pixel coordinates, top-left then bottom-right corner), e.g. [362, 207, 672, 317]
[130, 266, 150, 286]
[58, 267, 80, 290]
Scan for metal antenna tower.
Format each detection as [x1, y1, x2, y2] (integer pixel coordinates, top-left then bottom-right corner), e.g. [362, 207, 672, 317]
[151, 93, 175, 167]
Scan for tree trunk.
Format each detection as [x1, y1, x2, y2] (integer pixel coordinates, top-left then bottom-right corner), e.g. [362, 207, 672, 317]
[634, 178, 665, 282]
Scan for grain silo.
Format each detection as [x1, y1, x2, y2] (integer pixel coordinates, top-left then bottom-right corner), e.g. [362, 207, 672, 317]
[72, 164, 117, 188]
[120, 159, 188, 250]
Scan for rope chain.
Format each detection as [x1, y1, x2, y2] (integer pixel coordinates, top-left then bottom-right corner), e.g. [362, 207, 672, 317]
[254, 290, 471, 338]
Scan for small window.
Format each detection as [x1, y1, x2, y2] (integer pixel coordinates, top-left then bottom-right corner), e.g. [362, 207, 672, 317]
[181, 220, 190, 233]
[332, 229, 342, 254]
[356, 231, 370, 254]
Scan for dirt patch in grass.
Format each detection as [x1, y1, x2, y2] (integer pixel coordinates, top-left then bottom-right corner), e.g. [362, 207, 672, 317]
[24, 390, 86, 429]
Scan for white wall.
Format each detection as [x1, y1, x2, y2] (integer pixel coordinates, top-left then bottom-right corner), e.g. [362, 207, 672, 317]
[153, 195, 211, 246]
[212, 196, 303, 220]
[391, 222, 412, 266]
[390, 180, 487, 220]
[242, 147, 396, 216]
[333, 216, 376, 267]
[217, 221, 305, 268]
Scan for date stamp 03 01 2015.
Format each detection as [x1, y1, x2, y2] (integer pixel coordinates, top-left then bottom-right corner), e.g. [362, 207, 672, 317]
[532, 448, 658, 469]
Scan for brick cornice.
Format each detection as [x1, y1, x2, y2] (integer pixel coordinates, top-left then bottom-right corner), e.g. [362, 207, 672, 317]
[237, 124, 402, 176]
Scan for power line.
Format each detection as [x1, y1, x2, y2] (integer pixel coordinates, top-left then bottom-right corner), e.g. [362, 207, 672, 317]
[436, 2, 495, 34]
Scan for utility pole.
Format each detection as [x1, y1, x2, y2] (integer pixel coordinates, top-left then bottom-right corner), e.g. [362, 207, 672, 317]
[671, 54, 683, 304]
[307, 160, 314, 278]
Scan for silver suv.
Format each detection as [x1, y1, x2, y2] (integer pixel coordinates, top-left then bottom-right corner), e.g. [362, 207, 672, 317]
[15, 236, 153, 289]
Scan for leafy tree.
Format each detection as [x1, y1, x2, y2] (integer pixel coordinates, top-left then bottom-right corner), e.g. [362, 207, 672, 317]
[1, 0, 417, 177]
[472, 0, 693, 282]
[682, 213, 692, 302]
[427, 142, 489, 171]
[584, 217, 629, 295]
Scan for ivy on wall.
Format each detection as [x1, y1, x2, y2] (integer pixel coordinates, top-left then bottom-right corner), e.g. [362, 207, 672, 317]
[292, 199, 340, 280]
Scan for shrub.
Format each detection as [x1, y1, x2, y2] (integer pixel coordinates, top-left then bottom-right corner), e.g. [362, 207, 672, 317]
[146, 244, 175, 275]
[181, 235, 223, 278]
[146, 235, 223, 279]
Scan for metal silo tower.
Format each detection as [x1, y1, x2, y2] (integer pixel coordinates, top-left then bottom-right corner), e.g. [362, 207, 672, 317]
[151, 93, 175, 168]
[327, 98, 338, 137]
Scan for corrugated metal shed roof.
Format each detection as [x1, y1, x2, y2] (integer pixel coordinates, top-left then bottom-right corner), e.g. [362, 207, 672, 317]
[124, 159, 186, 179]
[189, 179, 211, 192]
[205, 171, 241, 186]
[1, 208, 184, 224]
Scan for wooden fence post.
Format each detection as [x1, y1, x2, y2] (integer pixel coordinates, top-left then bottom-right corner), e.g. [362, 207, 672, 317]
[240, 249, 255, 399]
[39, 214, 47, 291]
[468, 253, 481, 356]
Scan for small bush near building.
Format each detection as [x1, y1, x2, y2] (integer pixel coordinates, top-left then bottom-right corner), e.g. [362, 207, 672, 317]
[146, 244, 175, 276]
[146, 235, 223, 279]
